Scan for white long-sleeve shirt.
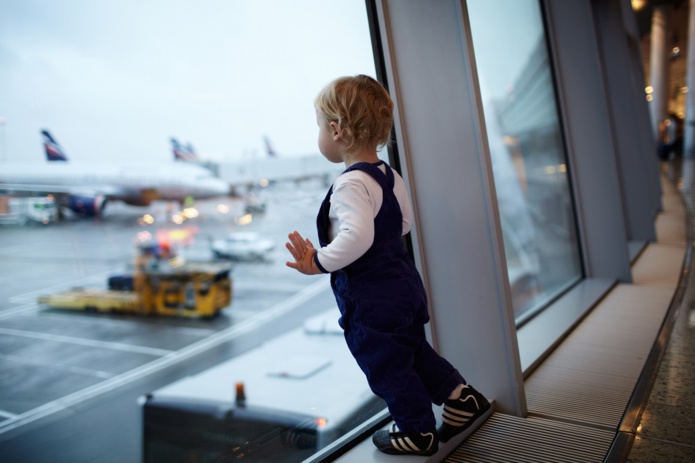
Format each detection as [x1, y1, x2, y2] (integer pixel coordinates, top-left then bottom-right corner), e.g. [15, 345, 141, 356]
[315, 164, 412, 273]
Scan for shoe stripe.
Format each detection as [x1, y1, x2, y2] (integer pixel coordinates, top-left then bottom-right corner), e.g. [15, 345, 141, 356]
[387, 432, 437, 454]
[443, 414, 474, 425]
[392, 436, 419, 452]
[443, 395, 480, 416]
[392, 436, 406, 452]
[443, 409, 477, 426]
[444, 407, 476, 417]
[443, 413, 473, 423]
[402, 436, 419, 451]
[422, 432, 435, 450]
[443, 415, 470, 426]
[456, 395, 479, 408]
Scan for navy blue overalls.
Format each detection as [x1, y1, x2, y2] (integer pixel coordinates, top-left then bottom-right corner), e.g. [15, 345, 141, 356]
[316, 161, 465, 433]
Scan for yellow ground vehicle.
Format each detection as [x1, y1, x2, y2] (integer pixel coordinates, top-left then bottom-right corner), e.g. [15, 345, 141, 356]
[38, 243, 232, 318]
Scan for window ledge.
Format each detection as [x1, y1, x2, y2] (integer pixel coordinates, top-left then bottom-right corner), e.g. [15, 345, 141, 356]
[517, 278, 615, 377]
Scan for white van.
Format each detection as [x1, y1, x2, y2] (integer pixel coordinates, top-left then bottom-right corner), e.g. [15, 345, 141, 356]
[0, 196, 58, 225]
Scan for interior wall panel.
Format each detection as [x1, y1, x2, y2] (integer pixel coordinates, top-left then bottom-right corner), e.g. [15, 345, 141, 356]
[544, 0, 633, 282]
[592, 0, 659, 243]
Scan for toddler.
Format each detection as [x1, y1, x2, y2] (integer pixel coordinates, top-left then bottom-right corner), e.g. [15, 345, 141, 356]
[285, 75, 490, 456]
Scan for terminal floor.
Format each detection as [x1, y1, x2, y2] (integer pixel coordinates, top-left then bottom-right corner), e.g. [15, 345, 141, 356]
[625, 159, 695, 462]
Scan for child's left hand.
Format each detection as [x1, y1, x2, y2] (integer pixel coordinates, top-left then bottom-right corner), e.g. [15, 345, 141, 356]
[285, 231, 322, 275]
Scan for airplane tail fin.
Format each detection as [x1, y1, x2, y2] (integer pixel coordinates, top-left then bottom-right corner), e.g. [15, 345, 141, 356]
[171, 137, 198, 162]
[41, 129, 68, 161]
[263, 136, 277, 157]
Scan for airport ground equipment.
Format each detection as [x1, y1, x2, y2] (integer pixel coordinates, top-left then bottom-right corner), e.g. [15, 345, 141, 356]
[0, 195, 58, 225]
[141, 310, 386, 462]
[38, 242, 232, 318]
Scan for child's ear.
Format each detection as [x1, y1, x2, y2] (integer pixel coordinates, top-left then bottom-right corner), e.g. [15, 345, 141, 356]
[329, 121, 343, 141]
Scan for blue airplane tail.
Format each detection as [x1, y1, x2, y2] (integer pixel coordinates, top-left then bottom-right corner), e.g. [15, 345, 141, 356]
[41, 129, 68, 161]
[263, 136, 277, 157]
[171, 137, 198, 161]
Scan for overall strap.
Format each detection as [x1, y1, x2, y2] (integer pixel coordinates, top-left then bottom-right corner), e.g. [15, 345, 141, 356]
[344, 160, 393, 191]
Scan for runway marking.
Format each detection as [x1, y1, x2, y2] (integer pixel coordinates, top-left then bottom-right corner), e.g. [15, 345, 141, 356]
[0, 410, 18, 420]
[237, 281, 308, 292]
[172, 326, 218, 336]
[0, 271, 112, 320]
[226, 308, 261, 318]
[8, 272, 111, 304]
[32, 312, 218, 336]
[0, 277, 329, 436]
[0, 354, 114, 379]
[0, 328, 173, 357]
[0, 303, 39, 320]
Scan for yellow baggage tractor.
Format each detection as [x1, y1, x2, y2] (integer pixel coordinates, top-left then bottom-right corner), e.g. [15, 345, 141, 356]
[38, 242, 232, 319]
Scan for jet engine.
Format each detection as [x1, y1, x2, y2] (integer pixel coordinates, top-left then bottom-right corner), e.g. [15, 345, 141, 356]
[67, 195, 107, 216]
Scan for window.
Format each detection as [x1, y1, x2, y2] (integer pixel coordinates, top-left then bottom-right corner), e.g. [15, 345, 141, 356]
[0, 1, 381, 461]
[467, 0, 583, 324]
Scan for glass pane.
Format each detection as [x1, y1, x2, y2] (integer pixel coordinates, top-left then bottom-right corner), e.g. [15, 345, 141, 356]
[467, 0, 583, 323]
[0, 1, 382, 462]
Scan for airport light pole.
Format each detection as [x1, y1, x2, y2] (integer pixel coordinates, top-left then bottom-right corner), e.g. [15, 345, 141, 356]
[649, 6, 669, 140]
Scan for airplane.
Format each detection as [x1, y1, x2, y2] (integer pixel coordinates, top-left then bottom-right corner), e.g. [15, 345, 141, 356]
[263, 136, 277, 157]
[170, 137, 219, 176]
[0, 130, 231, 216]
[42, 130, 68, 161]
[170, 136, 278, 162]
[170, 135, 342, 193]
[171, 137, 198, 162]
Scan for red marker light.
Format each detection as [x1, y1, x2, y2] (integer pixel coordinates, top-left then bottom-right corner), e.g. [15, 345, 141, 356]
[235, 382, 246, 405]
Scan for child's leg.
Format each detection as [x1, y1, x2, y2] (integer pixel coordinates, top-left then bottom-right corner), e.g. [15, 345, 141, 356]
[409, 325, 491, 442]
[409, 324, 466, 404]
[344, 324, 436, 434]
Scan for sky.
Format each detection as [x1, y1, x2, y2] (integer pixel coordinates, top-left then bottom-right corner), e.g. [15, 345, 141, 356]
[0, 0, 376, 163]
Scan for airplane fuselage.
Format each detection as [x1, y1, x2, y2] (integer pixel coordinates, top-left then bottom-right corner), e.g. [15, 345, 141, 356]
[0, 162, 230, 206]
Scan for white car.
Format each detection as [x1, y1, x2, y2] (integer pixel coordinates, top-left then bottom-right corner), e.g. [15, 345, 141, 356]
[211, 232, 275, 261]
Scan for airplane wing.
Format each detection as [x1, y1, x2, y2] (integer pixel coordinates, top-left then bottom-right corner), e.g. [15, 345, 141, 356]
[0, 183, 121, 197]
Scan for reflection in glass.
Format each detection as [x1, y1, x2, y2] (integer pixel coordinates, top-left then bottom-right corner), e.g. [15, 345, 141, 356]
[467, 0, 582, 323]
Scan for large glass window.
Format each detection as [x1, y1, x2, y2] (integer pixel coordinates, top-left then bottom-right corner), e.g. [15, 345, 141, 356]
[0, 1, 381, 462]
[467, 0, 583, 324]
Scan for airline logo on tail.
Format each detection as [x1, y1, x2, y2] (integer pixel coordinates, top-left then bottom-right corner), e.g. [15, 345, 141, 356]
[264, 136, 277, 157]
[42, 129, 68, 161]
[171, 138, 198, 162]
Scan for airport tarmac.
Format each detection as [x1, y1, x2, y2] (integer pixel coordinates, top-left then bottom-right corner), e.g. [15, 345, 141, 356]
[0, 179, 339, 462]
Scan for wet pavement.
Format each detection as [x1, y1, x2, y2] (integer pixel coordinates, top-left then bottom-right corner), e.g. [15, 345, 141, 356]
[0, 180, 336, 462]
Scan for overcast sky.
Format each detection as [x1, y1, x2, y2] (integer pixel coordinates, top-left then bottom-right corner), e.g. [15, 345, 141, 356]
[0, 0, 375, 163]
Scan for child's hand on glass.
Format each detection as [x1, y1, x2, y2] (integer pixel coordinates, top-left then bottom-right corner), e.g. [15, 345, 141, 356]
[285, 231, 321, 275]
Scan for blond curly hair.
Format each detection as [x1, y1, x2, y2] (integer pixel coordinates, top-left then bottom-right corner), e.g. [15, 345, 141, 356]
[315, 75, 393, 153]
